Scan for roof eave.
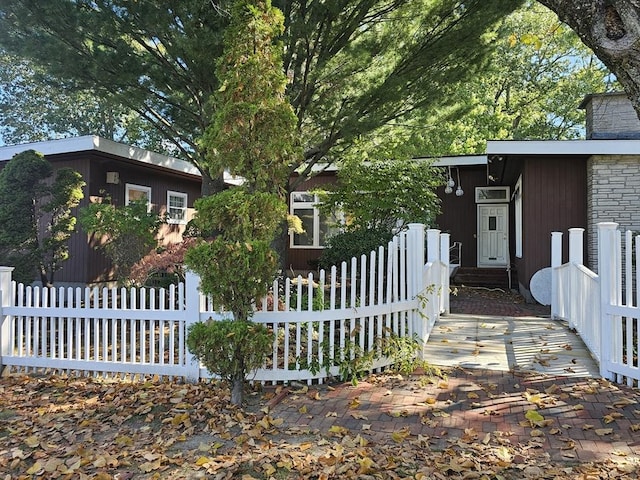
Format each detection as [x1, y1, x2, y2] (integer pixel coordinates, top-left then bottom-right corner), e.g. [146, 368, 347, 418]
[418, 155, 488, 167]
[487, 139, 640, 156]
[0, 135, 201, 177]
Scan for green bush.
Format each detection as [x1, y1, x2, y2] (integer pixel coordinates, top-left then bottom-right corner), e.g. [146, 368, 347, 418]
[79, 197, 163, 284]
[319, 227, 395, 269]
[191, 189, 286, 241]
[185, 237, 279, 322]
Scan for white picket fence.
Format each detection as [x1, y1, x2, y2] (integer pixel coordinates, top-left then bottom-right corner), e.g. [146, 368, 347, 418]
[552, 222, 640, 387]
[0, 224, 449, 384]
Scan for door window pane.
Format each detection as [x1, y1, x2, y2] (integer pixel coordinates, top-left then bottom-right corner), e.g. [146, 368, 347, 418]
[475, 187, 510, 203]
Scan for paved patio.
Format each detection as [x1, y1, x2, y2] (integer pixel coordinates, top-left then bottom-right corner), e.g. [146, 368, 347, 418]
[267, 287, 640, 471]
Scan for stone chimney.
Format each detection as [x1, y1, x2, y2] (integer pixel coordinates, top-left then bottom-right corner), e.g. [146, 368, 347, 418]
[579, 92, 640, 139]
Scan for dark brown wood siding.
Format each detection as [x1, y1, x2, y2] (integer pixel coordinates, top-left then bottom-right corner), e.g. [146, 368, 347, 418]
[435, 166, 488, 267]
[517, 157, 587, 291]
[47, 157, 93, 285]
[25, 151, 201, 285]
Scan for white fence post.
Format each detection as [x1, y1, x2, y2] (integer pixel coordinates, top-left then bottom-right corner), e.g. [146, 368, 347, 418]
[569, 228, 584, 265]
[0, 267, 14, 372]
[551, 232, 563, 319]
[440, 232, 451, 315]
[568, 228, 584, 330]
[407, 224, 426, 340]
[184, 270, 202, 382]
[598, 222, 618, 380]
[426, 228, 440, 264]
[407, 224, 426, 291]
[0, 266, 14, 371]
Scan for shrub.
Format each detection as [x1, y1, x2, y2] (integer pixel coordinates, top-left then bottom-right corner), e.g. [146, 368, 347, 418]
[319, 227, 395, 269]
[79, 197, 163, 285]
[130, 238, 197, 287]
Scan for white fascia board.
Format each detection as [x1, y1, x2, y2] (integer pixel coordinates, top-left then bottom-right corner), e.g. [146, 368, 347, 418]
[223, 170, 245, 185]
[94, 137, 200, 176]
[0, 135, 97, 161]
[0, 135, 201, 176]
[424, 155, 487, 167]
[487, 139, 640, 156]
[294, 156, 487, 173]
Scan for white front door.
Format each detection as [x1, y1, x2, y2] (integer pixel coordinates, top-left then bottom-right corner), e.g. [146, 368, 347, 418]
[477, 204, 509, 267]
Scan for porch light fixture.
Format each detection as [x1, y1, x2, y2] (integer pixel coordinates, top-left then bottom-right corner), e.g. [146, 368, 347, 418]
[445, 167, 455, 194]
[455, 168, 464, 196]
[445, 167, 464, 196]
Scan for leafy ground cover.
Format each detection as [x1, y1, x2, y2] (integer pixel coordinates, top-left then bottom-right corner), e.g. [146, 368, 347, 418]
[0, 371, 639, 479]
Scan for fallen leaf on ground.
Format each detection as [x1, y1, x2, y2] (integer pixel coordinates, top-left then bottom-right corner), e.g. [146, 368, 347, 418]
[525, 409, 546, 427]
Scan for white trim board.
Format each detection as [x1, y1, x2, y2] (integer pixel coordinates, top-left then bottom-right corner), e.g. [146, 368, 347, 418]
[0, 135, 200, 176]
[487, 139, 640, 156]
[423, 155, 487, 167]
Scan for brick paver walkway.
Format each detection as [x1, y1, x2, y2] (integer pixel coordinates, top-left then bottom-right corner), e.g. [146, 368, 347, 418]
[267, 287, 640, 470]
[270, 369, 640, 464]
[450, 285, 551, 317]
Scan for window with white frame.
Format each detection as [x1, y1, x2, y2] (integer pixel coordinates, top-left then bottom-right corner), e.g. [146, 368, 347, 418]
[475, 186, 510, 203]
[514, 176, 523, 258]
[290, 192, 340, 248]
[125, 183, 152, 211]
[167, 190, 188, 224]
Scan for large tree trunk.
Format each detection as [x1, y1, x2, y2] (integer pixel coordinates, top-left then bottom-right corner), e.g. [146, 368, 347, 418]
[538, 0, 640, 117]
[200, 169, 227, 197]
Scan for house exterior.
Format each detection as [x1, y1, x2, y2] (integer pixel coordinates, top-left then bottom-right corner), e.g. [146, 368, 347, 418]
[438, 92, 640, 303]
[5, 92, 638, 294]
[0, 136, 202, 285]
[282, 92, 640, 303]
[0, 135, 343, 285]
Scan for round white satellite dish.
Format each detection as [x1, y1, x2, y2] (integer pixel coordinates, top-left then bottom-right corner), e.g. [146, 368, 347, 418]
[530, 267, 552, 306]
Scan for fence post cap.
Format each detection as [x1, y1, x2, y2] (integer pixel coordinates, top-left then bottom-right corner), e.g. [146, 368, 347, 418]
[597, 222, 619, 230]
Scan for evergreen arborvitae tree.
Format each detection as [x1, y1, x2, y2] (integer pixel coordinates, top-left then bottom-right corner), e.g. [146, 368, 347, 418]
[39, 167, 85, 285]
[185, 0, 301, 406]
[0, 150, 51, 283]
[0, 150, 84, 285]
